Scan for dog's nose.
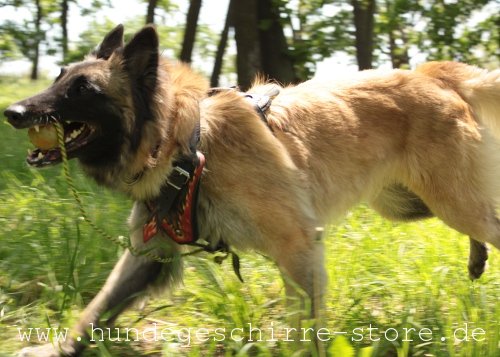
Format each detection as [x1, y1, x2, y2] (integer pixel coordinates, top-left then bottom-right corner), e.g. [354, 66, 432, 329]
[4, 104, 27, 126]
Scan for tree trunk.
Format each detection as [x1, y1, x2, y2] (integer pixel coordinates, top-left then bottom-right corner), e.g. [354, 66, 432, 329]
[31, 0, 42, 80]
[179, 0, 202, 63]
[146, 0, 158, 24]
[389, 30, 410, 69]
[257, 0, 296, 84]
[233, 0, 261, 90]
[61, 0, 69, 61]
[210, 0, 234, 87]
[352, 0, 375, 70]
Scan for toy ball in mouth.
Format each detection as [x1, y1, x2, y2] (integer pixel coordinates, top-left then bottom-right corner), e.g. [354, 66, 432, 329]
[25, 120, 95, 167]
[28, 124, 59, 150]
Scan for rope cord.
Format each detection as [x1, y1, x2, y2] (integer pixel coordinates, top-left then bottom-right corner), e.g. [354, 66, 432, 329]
[54, 122, 179, 263]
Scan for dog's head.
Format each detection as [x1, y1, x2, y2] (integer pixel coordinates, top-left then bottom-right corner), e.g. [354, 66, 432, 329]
[4, 25, 167, 173]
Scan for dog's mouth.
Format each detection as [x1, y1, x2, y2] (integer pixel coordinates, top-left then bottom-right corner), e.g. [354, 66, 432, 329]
[26, 119, 96, 167]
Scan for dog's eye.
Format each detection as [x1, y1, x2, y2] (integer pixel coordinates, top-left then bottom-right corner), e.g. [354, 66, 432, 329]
[77, 83, 90, 95]
[71, 77, 98, 96]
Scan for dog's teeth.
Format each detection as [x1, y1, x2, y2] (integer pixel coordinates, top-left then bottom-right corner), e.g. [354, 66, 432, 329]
[37, 152, 43, 160]
[69, 128, 83, 139]
[34, 125, 40, 132]
[65, 136, 71, 143]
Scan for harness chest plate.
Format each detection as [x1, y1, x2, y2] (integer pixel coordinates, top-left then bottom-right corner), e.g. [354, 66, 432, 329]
[142, 86, 279, 246]
[143, 151, 205, 244]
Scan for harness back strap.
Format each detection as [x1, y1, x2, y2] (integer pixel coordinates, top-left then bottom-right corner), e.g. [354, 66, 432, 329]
[209, 86, 280, 128]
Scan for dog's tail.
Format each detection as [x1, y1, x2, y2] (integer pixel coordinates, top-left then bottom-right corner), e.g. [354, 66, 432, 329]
[417, 61, 500, 137]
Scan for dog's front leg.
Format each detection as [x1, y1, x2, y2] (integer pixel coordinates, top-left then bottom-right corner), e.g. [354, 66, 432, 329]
[19, 202, 181, 357]
[19, 248, 179, 357]
[67, 251, 165, 354]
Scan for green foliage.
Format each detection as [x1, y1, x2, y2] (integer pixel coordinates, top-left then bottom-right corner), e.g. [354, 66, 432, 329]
[142, 0, 176, 11]
[190, 23, 220, 76]
[275, 0, 498, 75]
[0, 0, 62, 75]
[143, 0, 179, 21]
[329, 335, 355, 356]
[420, 0, 496, 65]
[1, 0, 497, 81]
[62, 18, 123, 64]
[277, 0, 355, 79]
[375, 0, 421, 68]
[62, 17, 188, 65]
[0, 5, 43, 61]
[77, 0, 111, 17]
[0, 31, 21, 60]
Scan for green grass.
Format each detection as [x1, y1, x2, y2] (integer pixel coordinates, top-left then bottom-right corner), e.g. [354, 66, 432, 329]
[0, 77, 499, 356]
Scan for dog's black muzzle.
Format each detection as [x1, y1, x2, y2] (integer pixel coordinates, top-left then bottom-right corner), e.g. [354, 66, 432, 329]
[4, 89, 59, 129]
[4, 104, 31, 129]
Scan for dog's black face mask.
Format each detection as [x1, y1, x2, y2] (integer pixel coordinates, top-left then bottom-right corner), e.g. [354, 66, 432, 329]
[4, 63, 124, 168]
[3, 24, 160, 170]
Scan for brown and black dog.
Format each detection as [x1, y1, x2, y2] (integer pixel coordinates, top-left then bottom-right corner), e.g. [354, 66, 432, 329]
[5, 25, 500, 356]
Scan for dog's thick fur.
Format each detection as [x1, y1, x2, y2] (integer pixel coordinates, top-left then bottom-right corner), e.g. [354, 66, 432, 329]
[5, 25, 500, 356]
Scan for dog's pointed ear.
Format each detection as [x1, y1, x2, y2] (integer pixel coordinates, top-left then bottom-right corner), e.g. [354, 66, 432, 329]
[94, 24, 124, 60]
[123, 26, 159, 80]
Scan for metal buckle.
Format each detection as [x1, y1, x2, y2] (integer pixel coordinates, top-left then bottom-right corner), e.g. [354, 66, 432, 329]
[167, 166, 191, 190]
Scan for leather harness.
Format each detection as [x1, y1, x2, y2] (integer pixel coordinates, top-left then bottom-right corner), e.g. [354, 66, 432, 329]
[142, 87, 279, 263]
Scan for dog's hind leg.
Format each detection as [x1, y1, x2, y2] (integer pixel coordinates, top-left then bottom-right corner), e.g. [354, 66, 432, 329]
[468, 238, 489, 280]
[408, 173, 500, 279]
[370, 184, 489, 279]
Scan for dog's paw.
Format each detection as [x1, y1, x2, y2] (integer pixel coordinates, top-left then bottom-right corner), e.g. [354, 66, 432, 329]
[18, 344, 61, 357]
[468, 261, 487, 280]
[468, 239, 488, 280]
[468, 254, 488, 280]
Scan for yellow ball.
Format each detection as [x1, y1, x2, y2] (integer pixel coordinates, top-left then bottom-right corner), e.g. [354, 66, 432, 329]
[28, 124, 59, 150]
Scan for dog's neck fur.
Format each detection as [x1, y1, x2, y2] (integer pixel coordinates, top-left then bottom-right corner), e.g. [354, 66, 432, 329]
[81, 60, 209, 201]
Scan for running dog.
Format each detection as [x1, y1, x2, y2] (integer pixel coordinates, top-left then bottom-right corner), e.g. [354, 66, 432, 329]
[5, 24, 500, 356]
